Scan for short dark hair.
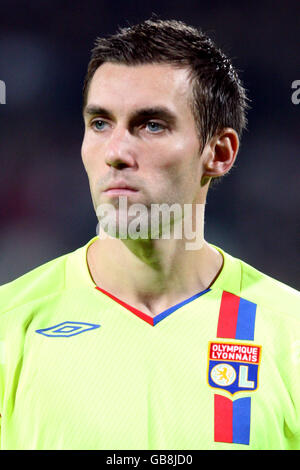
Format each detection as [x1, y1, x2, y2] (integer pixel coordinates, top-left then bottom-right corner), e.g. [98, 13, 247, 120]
[82, 17, 249, 153]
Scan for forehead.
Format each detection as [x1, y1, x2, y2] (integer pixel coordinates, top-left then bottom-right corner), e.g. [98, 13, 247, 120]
[85, 62, 193, 115]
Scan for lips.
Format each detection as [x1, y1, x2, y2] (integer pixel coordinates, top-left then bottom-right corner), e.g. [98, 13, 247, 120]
[103, 182, 138, 192]
[103, 188, 138, 195]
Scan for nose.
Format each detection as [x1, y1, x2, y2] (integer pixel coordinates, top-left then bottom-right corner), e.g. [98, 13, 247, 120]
[105, 127, 137, 170]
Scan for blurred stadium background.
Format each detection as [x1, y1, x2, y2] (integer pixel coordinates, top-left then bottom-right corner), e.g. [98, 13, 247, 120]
[0, 0, 299, 289]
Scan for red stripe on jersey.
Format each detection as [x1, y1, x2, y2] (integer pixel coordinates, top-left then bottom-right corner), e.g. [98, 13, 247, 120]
[217, 291, 240, 338]
[214, 394, 233, 443]
[95, 286, 154, 326]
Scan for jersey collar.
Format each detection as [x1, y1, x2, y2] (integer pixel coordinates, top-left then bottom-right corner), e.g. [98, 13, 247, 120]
[65, 236, 242, 297]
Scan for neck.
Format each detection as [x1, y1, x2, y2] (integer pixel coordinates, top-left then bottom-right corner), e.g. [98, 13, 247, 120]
[87, 234, 223, 317]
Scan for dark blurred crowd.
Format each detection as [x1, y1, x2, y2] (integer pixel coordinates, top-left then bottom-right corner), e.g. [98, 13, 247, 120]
[0, 0, 299, 288]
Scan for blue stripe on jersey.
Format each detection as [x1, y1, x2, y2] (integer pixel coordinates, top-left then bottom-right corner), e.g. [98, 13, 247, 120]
[235, 297, 257, 340]
[232, 397, 251, 445]
[153, 288, 211, 326]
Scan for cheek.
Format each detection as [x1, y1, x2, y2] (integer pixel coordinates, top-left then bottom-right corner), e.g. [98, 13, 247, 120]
[151, 138, 200, 180]
[81, 136, 95, 169]
[81, 139, 99, 201]
[81, 137, 90, 172]
[81, 136, 103, 179]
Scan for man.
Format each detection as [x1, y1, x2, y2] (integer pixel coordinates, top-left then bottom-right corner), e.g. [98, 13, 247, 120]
[0, 18, 299, 450]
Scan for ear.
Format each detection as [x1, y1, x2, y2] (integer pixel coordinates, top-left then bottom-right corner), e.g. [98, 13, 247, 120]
[201, 128, 240, 181]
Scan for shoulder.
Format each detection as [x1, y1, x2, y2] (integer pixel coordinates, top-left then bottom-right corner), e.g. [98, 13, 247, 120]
[0, 253, 69, 316]
[214, 245, 300, 319]
[238, 256, 300, 320]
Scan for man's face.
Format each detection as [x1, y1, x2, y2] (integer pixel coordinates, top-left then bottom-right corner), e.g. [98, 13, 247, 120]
[81, 62, 206, 232]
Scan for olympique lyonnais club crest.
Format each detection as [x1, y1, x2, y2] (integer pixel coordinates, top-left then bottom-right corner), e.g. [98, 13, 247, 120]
[207, 342, 262, 395]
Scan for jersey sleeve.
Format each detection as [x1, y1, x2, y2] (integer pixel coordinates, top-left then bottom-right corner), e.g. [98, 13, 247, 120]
[283, 315, 300, 449]
[0, 359, 3, 449]
[0, 338, 4, 449]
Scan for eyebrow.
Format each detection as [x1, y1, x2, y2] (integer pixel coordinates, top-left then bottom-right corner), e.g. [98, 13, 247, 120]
[83, 105, 177, 127]
[83, 105, 112, 119]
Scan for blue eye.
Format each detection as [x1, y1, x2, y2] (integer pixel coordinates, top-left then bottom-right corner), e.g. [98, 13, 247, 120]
[146, 121, 164, 133]
[92, 120, 108, 131]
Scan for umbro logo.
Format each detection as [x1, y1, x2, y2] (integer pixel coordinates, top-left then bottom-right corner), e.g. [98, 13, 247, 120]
[35, 321, 100, 338]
